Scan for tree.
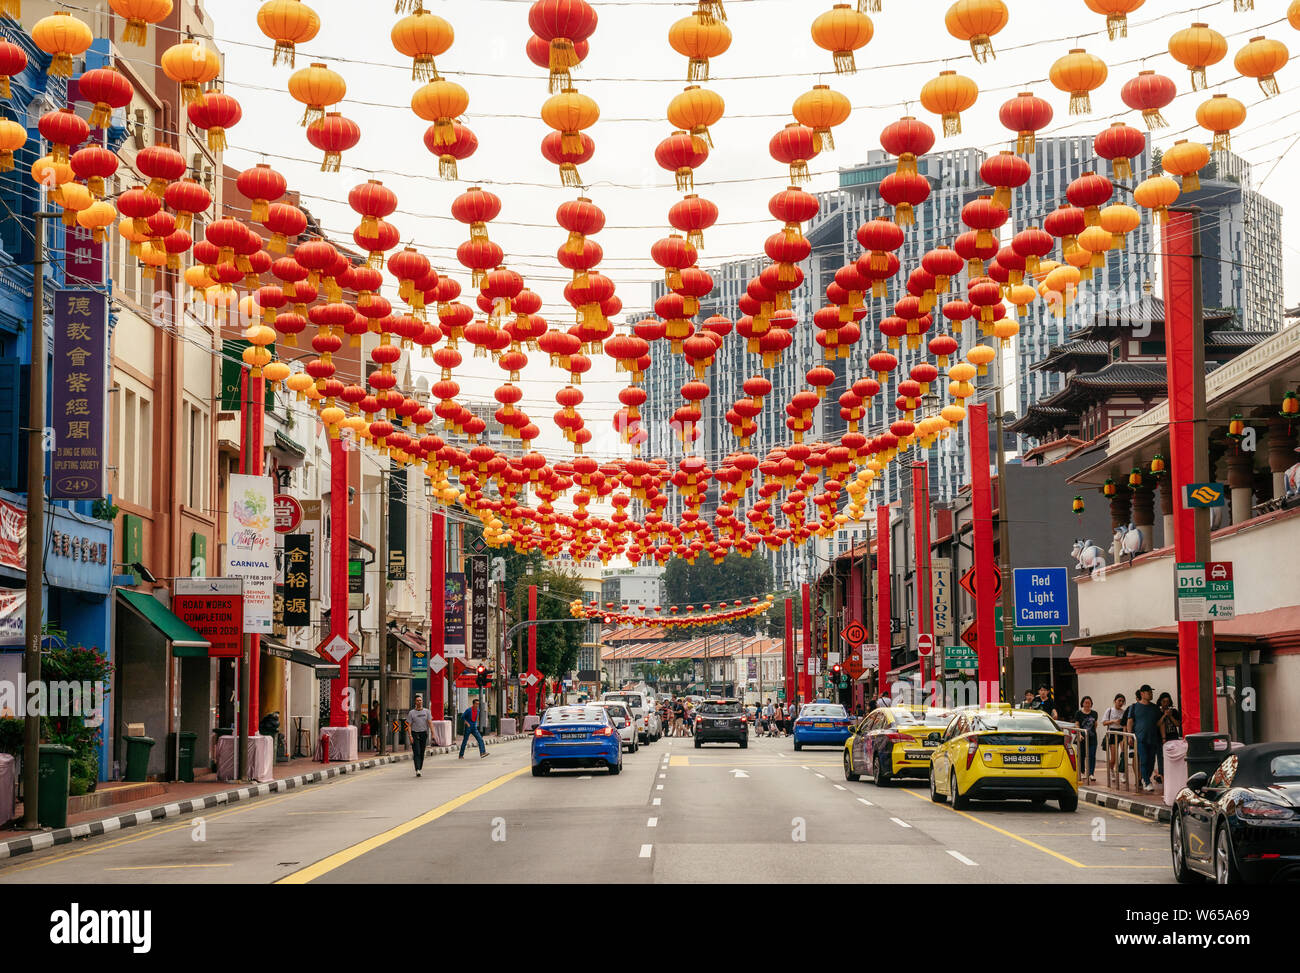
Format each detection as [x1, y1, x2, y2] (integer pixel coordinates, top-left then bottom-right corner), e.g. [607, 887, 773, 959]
[662, 553, 772, 638]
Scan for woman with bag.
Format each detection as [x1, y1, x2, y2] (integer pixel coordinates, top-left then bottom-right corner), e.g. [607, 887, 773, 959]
[1073, 696, 1099, 784]
[1101, 693, 1127, 780]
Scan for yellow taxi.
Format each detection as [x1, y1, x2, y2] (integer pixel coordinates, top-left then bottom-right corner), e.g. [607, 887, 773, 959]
[928, 707, 1079, 811]
[843, 706, 953, 786]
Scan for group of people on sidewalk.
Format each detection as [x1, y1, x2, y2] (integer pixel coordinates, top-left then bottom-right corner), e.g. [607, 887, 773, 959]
[750, 699, 800, 737]
[1098, 684, 1184, 793]
[405, 695, 490, 778]
[660, 697, 694, 737]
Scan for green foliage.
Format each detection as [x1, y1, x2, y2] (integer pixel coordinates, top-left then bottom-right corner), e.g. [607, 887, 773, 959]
[662, 553, 772, 638]
[765, 590, 802, 637]
[43, 645, 111, 790]
[0, 717, 22, 756]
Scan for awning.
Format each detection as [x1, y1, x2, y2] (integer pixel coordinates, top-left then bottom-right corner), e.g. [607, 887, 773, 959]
[117, 589, 210, 658]
[348, 664, 415, 680]
[389, 629, 426, 652]
[262, 639, 341, 679]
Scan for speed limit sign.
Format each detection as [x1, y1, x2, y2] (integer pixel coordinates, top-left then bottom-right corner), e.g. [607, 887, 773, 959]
[917, 634, 935, 657]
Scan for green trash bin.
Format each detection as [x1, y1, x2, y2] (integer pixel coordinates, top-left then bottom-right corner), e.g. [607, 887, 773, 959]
[123, 736, 155, 782]
[166, 732, 197, 782]
[37, 744, 74, 829]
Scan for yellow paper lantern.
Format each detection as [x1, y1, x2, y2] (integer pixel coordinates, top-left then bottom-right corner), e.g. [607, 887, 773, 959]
[161, 39, 222, 105]
[31, 12, 94, 78]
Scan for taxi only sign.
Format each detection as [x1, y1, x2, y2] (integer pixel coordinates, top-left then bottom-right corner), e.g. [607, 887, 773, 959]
[1176, 562, 1234, 621]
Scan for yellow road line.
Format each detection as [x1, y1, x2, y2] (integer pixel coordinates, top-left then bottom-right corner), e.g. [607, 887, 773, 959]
[901, 787, 1086, 869]
[105, 864, 234, 871]
[277, 765, 530, 884]
[669, 756, 690, 766]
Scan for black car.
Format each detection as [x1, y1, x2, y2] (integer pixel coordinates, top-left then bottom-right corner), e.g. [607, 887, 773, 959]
[1171, 742, 1300, 884]
[694, 698, 748, 748]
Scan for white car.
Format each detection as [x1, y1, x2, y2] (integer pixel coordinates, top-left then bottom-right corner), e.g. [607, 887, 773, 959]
[590, 701, 639, 753]
[602, 691, 661, 744]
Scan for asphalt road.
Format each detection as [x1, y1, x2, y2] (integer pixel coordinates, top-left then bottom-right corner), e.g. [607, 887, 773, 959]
[0, 735, 1173, 883]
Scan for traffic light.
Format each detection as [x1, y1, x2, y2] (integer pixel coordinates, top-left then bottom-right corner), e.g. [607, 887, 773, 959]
[831, 663, 843, 679]
[475, 665, 488, 688]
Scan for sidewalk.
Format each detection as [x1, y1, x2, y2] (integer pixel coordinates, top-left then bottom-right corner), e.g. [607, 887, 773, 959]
[0, 732, 530, 861]
[1079, 777, 1172, 823]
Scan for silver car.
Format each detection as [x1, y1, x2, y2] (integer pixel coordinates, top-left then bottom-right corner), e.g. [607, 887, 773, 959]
[590, 701, 639, 753]
[602, 691, 661, 743]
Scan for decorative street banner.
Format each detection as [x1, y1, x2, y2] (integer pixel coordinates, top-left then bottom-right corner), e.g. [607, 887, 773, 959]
[931, 558, 954, 638]
[0, 587, 23, 646]
[387, 467, 407, 580]
[173, 578, 244, 659]
[445, 571, 466, 659]
[51, 290, 109, 500]
[0, 496, 24, 571]
[469, 555, 488, 660]
[283, 534, 311, 627]
[64, 224, 105, 287]
[223, 473, 276, 634]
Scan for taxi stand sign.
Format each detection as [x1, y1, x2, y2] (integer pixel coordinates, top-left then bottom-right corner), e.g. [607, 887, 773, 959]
[1176, 561, 1234, 621]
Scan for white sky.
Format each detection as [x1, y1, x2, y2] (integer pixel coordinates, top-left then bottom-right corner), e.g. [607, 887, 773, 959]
[209, 0, 1300, 462]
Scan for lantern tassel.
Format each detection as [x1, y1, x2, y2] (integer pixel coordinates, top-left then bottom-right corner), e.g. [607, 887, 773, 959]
[1017, 131, 1035, 154]
[969, 36, 994, 63]
[1234, 0, 1253, 10]
[1182, 172, 1200, 192]
[394, 0, 419, 12]
[1190, 67, 1207, 91]
[88, 104, 111, 129]
[833, 51, 856, 74]
[50, 54, 73, 78]
[895, 202, 914, 226]
[1106, 14, 1127, 40]
[992, 187, 1011, 209]
[675, 168, 694, 192]
[687, 229, 703, 250]
[697, 1, 726, 22]
[548, 68, 571, 95]
[1069, 92, 1091, 115]
[1142, 108, 1168, 130]
[272, 41, 297, 68]
[943, 112, 961, 137]
[413, 56, 438, 82]
[207, 127, 227, 153]
[688, 57, 709, 82]
[439, 156, 458, 180]
[1259, 75, 1280, 98]
[1112, 157, 1132, 181]
[693, 125, 714, 148]
[1, 2, 18, 19]
[123, 20, 148, 47]
[788, 160, 810, 184]
[320, 150, 341, 172]
[859, 0, 880, 11]
[0, 78, 9, 99]
[819, 128, 835, 150]
[1212, 132, 1231, 152]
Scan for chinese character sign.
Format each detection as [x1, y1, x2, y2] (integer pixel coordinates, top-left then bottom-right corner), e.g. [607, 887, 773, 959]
[223, 473, 276, 634]
[469, 556, 488, 660]
[445, 572, 466, 659]
[283, 534, 311, 627]
[51, 290, 109, 500]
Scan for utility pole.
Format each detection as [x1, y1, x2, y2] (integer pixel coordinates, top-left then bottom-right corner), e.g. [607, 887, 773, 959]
[22, 213, 53, 829]
[377, 463, 388, 756]
[994, 344, 1016, 700]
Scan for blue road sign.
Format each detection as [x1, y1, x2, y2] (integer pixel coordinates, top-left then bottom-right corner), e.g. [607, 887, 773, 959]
[1013, 567, 1070, 629]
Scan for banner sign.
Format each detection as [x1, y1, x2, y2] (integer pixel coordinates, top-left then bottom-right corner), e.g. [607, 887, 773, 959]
[445, 572, 466, 659]
[0, 588, 23, 646]
[0, 497, 25, 571]
[174, 578, 244, 658]
[931, 558, 953, 638]
[223, 473, 276, 634]
[283, 534, 311, 627]
[50, 290, 109, 500]
[300, 499, 322, 602]
[469, 555, 488, 660]
[387, 468, 407, 580]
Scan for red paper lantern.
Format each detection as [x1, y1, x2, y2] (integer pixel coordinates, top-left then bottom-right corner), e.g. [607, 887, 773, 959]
[879, 116, 935, 174]
[1120, 70, 1177, 130]
[541, 130, 595, 187]
[998, 91, 1053, 153]
[655, 130, 708, 192]
[187, 91, 242, 152]
[1093, 122, 1147, 181]
[879, 171, 930, 226]
[424, 120, 478, 180]
[75, 66, 134, 129]
[306, 112, 361, 171]
[769, 123, 821, 184]
[237, 164, 287, 222]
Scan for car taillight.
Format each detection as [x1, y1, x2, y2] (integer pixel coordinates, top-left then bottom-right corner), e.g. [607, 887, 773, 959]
[695, 717, 703, 725]
[966, 738, 979, 770]
[1063, 736, 1077, 771]
[884, 732, 910, 743]
[534, 727, 553, 738]
[593, 726, 613, 737]
[1240, 799, 1292, 819]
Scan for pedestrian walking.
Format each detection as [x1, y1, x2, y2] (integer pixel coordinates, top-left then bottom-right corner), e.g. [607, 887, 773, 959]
[1074, 696, 1099, 783]
[1021, 689, 1036, 709]
[368, 700, 381, 752]
[1156, 691, 1182, 783]
[774, 701, 786, 737]
[1101, 693, 1127, 779]
[1032, 685, 1058, 720]
[1125, 685, 1162, 791]
[408, 694, 432, 777]
[459, 698, 488, 759]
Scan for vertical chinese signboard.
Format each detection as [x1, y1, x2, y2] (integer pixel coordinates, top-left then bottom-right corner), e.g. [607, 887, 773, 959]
[223, 473, 275, 633]
[388, 467, 407, 580]
[445, 571, 466, 659]
[469, 555, 488, 660]
[283, 534, 311, 627]
[51, 290, 109, 500]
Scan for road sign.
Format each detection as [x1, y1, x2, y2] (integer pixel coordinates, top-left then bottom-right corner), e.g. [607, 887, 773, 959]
[841, 620, 868, 647]
[317, 633, 359, 664]
[273, 494, 303, 533]
[860, 643, 879, 667]
[1183, 482, 1227, 508]
[917, 633, 935, 657]
[944, 643, 978, 670]
[468, 533, 488, 556]
[1012, 567, 1070, 629]
[960, 621, 978, 650]
[428, 654, 447, 674]
[1176, 561, 1235, 621]
[959, 564, 1002, 601]
[1011, 628, 1062, 647]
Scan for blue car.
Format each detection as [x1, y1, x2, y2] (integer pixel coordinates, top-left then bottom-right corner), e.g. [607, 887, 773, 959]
[532, 704, 623, 776]
[793, 703, 854, 751]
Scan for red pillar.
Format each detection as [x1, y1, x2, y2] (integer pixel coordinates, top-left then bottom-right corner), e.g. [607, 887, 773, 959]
[328, 436, 349, 726]
[248, 373, 263, 735]
[527, 585, 538, 715]
[912, 463, 933, 689]
[1162, 210, 1213, 734]
[969, 404, 999, 696]
[801, 582, 812, 703]
[876, 504, 892, 699]
[429, 511, 445, 719]
[783, 597, 795, 703]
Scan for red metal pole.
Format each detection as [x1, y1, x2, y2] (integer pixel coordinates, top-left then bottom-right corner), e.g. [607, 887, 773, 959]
[1162, 210, 1214, 734]
[328, 435, 349, 726]
[784, 597, 795, 703]
[430, 511, 446, 719]
[527, 584, 538, 715]
[876, 504, 892, 700]
[912, 463, 932, 689]
[801, 582, 812, 703]
[969, 404, 999, 696]
[248, 372, 263, 735]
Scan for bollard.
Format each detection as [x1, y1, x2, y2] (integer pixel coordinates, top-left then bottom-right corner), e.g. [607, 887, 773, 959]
[320, 733, 330, 764]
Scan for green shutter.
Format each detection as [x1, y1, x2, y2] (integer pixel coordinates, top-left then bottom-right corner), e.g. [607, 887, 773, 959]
[123, 513, 143, 583]
[221, 339, 276, 413]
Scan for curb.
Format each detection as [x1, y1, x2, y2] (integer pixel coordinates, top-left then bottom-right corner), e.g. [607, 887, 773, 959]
[1080, 786, 1171, 823]
[0, 733, 531, 862]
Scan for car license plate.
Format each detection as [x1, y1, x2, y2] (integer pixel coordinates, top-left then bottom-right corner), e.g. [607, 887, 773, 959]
[1003, 753, 1041, 765]
[560, 733, 585, 740]
[904, 750, 930, 761]
[814, 722, 832, 728]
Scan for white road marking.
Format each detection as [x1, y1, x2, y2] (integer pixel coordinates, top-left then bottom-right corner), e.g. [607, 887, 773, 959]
[801, 765, 809, 770]
[814, 773, 825, 779]
[857, 797, 874, 807]
[947, 850, 978, 866]
[658, 773, 666, 779]
[577, 776, 591, 780]
[730, 769, 750, 778]
[647, 817, 658, 827]
[656, 784, 663, 790]
[833, 784, 847, 791]
[652, 798, 661, 806]
[890, 817, 912, 829]
[639, 844, 653, 858]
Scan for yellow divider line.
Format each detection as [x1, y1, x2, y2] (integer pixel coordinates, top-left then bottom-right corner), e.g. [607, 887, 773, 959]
[276, 765, 530, 884]
[901, 787, 1086, 869]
